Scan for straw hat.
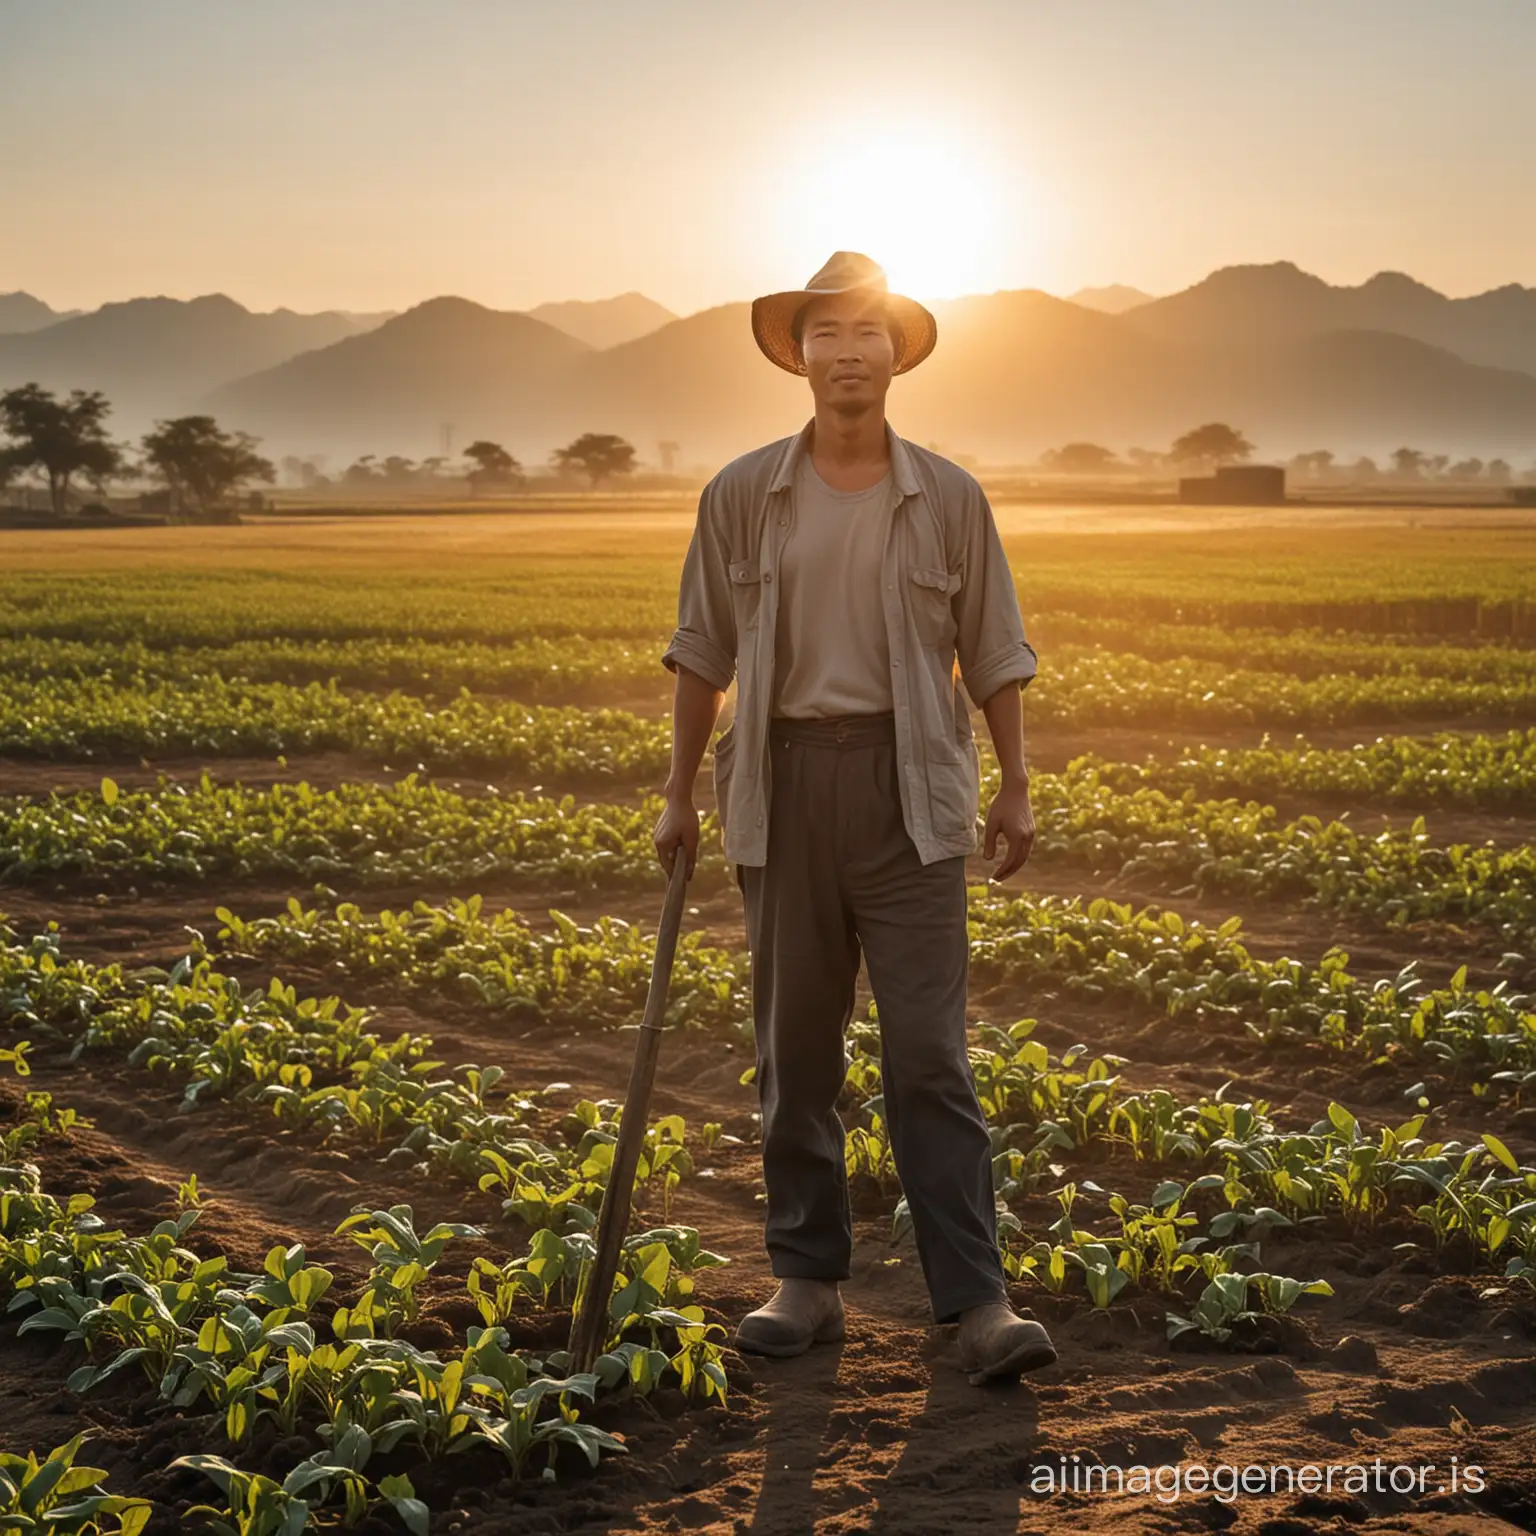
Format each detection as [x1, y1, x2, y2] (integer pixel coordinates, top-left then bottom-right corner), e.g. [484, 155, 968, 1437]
[750, 251, 937, 376]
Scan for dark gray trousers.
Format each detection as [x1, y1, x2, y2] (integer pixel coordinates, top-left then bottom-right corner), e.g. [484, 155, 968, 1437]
[737, 711, 1007, 1324]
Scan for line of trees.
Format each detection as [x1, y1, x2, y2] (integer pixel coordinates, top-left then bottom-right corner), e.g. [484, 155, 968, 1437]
[1036, 422, 1535, 483]
[0, 382, 646, 520]
[286, 433, 640, 496]
[0, 383, 274, 521]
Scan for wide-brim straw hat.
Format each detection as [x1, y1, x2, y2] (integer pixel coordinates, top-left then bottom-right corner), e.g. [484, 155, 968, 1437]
[751, 250, 937, 376]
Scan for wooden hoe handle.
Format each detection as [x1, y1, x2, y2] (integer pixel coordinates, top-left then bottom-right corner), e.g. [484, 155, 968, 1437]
[567, 852, 691, 1372]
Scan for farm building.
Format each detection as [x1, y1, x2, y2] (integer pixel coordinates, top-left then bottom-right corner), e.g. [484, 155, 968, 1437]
[1179, 463, 1288, 504]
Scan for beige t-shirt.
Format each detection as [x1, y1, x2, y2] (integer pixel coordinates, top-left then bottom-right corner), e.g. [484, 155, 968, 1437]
[772, 453, 895, 718]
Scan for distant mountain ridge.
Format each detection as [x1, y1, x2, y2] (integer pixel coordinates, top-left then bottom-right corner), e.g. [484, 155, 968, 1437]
[526, 292, 675, 349]
[5, 265, 1536, 461]
[1067, 284, 1156, 314]
[1125, 261, 1536, 375]
[0, 292, 82, 334]
[213, 269, 1536, 464]
[0, 296, 389, 433]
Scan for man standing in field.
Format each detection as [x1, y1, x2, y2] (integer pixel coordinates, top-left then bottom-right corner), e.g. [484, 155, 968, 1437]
[653, 251, 1056, 1383]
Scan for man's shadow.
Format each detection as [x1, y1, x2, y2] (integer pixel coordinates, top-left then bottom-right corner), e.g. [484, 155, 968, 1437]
[747, 1343, 1046, 1536]
[747, 1343, 846, 1536]
[864, 1369, 1043, 1535]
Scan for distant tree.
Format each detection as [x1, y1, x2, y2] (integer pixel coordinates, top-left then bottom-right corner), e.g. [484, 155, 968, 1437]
[1168, 422, 1254, 471]
[141, 415, 274, 521]
[1390, 447, 1427, 478]
[343, 455, 379, 485]
[1425, 454, 1450, 478]
[0, 383, 121, 517]
[1289, 450, 1335, 478]
[1039, 442, 1118, 474]
[419, 455, 450, 481]
[551, 432, 637, 487]
[1125, 447, 1164, 471]
[1448, 458, 1484, 480]
[463, 440, 522, 496]
[378, 455, 418, 485]
[1349, 456, 1380, 480]
[1487, 458, 1513, 483]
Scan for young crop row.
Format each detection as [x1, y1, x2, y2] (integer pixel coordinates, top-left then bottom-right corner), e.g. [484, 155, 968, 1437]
[0, 775, 683, 892]
[0, 675, 670, 781]
[4, 769, 1534, 943]
[0, 1134, 727, 1531]
[7, 639, 1536, 736]
[1035, 616, 1536, 684]
[1067, 728, 1536, 811]
[844, 1018, 1536, 1336]
[0, 923, 706, 1232]
[5, 532, 1535, 648]
[0, 927, 744, 1522]
[210, 891, 1536, 1097]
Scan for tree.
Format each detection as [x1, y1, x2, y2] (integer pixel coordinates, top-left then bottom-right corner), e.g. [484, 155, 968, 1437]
[1039, 442, 1117, 474]
[0, 383, 121, 517]
[551, 432, 637, 487]
[1349, 456, 1380, 480]
[1168, 422, 1254, 471]
[1487, 458, 1512, 483]
[1448, 458, 1484, 480]
[1289, 450, 1335, 478]
[463, 440, 522, 496]
[141, 415, 274, 521]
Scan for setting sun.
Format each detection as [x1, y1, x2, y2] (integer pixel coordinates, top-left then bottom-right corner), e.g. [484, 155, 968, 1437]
[781, 124, 1025, 301]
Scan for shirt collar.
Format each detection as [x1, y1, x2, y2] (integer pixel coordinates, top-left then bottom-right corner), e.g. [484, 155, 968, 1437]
[768, 416, 921, 499]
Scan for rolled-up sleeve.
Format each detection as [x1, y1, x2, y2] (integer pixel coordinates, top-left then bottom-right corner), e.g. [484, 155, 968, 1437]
[661, 472, 736, 692]
[953, 477, 1038, 707]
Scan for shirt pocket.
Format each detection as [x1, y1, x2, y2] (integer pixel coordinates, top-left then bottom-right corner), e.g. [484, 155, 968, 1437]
[728, 558, 766, 633]
[908, 565, 963, 648]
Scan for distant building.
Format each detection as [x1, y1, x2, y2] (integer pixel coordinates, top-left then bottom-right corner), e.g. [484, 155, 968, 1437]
[1179, 464, 1287, 505]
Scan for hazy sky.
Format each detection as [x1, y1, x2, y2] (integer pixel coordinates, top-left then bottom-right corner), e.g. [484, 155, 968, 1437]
[3, 0, 1533, 316]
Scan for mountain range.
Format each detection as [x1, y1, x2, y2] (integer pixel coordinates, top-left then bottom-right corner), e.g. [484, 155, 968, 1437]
[4, 263, 1536, 463]
[0, 292, 83, 333]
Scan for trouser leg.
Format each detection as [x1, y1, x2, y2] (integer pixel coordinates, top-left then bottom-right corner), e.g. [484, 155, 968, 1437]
[740, 735, 860, 1279]
[845, 744, 1008, 1323]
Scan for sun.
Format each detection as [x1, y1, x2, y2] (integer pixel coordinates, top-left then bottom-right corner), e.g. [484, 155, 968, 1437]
[783, 126, 1016, 301]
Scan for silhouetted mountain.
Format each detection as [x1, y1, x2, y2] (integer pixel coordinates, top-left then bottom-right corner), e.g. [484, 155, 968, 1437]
[211, 297, 593, 453]
[1066, 284, 1156, 314]
[1127, 261, 1536, 375]
[528, 292, 676, 349]
[192, 264, 1536, 462]
[0, 296, 387, 433]
[0, 292, 81, 334]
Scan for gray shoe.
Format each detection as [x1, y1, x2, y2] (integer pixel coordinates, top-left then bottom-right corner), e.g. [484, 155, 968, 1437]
[734, 1279, 846, 1358]
[955, 1301, 1058, 1384]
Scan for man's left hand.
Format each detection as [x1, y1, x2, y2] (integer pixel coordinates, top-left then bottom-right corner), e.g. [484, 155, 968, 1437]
[982, 777, 1036, 882]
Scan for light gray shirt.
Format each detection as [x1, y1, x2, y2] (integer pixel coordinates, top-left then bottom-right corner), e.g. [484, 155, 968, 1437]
[662, 416, 1038, 868]
[773, 454, 895, 719]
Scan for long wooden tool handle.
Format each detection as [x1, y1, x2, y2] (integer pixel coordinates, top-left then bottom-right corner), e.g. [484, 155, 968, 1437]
[568, 852, 691, 1372]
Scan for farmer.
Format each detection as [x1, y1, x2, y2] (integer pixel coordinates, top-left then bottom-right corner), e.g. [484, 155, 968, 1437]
[653, 251, 1057, 1383]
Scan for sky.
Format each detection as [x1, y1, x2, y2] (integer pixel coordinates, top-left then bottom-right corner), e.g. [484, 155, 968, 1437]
[2, 0, 1534, 317]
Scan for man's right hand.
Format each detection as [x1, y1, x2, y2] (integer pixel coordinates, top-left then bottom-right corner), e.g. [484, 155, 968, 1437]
[653, 792, 701, 877]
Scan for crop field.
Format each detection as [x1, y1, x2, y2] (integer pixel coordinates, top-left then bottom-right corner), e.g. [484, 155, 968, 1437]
[3, 503, 1536, 1535]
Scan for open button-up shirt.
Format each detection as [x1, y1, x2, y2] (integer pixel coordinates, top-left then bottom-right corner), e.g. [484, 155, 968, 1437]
[662, 417, 1038, 868]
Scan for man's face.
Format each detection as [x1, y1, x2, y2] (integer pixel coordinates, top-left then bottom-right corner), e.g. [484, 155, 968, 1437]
[796, 292, 896, 414]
